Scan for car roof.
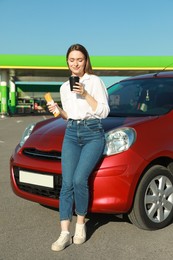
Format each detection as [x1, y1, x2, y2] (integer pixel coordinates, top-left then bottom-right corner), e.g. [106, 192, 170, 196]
[121, 71, 173, 82]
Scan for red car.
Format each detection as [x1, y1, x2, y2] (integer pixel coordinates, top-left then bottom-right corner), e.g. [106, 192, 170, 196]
[10, 71, 173, 230]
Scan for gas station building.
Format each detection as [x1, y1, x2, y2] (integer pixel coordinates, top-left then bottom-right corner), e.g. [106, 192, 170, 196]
[0, 54, 173, 116]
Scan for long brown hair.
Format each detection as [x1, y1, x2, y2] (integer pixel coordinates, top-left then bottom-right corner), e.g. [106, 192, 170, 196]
[66, 44, 94, 74]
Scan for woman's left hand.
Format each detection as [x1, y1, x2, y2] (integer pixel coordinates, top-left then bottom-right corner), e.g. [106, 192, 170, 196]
[73, 82, 87, 97]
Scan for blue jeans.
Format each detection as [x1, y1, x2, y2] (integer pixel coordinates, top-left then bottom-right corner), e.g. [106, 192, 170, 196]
[60, 119, 105, 221]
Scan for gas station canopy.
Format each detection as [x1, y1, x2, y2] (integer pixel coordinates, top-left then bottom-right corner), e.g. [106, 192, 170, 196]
[1, 54, 173, 82]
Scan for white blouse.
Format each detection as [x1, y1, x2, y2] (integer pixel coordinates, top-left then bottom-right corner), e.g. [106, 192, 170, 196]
[60, 73, 110, 120]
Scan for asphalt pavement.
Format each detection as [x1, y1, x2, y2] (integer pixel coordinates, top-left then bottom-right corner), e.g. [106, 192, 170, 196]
[1, 115, 173, 260]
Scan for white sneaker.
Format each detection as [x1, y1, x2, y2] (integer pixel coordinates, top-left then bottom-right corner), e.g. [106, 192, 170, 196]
[51, 232, 71, 251]
[73, 223, 86, 245]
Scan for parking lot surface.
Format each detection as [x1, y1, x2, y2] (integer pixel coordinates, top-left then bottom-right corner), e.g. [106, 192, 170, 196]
[1, 115, 173, 260]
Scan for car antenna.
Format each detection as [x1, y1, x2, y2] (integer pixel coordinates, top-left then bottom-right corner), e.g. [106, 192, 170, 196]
[154, 62, 173, 77]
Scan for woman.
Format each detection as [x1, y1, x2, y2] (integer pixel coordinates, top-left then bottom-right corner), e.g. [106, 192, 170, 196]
[48, 44, 110, 252]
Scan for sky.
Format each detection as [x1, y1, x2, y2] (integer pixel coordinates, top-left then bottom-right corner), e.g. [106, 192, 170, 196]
[0, 0, 173, 56]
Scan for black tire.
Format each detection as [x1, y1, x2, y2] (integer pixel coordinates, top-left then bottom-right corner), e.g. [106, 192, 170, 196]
[128, 165, 173, 230]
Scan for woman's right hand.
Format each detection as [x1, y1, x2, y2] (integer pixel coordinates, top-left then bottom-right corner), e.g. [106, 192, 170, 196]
[47, 102, 58, 113]
[47, 102, 68, 119]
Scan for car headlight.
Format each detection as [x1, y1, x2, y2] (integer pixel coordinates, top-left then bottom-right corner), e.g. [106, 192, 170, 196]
[19, 123, 36, 147]
[104, 127, 136, 156]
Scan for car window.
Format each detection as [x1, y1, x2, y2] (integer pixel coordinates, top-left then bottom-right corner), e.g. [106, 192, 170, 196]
[108, 78, 173, 116]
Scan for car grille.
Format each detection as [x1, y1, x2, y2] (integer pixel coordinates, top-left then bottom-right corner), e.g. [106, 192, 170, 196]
[13, 167, 61, 199]
[23, 148, 61, 161]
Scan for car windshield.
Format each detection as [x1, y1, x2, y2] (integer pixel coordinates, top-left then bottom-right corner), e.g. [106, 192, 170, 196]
[108, 77, 173, 117]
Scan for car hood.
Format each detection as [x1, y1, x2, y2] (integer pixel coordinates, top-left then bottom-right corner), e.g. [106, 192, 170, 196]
[101, 115, 158, 131]
[23, 116, 158, 151]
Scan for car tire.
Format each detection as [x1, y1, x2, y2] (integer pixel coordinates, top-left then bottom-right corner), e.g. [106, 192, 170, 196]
[128, 165, 173, 230]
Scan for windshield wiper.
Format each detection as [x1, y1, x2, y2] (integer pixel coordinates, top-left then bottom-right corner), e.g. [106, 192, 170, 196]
[108, 112, 159, 117]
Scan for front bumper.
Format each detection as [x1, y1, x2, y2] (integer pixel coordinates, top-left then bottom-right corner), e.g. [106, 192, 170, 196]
[10, 147, 145, 213]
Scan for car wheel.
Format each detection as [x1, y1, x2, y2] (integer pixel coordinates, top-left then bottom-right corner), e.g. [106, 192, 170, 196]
[128, 165, 173, 230]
